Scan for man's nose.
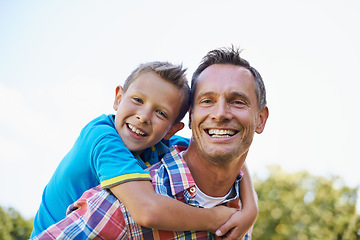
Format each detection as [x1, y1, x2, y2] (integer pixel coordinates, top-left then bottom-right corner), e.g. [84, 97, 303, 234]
[211, 100, 232, 122]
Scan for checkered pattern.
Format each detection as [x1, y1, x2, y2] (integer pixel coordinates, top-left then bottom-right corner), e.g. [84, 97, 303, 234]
[32, 146, 251, 239]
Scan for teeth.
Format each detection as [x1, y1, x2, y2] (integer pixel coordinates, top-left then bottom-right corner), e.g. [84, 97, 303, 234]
[208, 129, 235, 135]
[208, 129, 235, 137]
[128, 124, 146, 136]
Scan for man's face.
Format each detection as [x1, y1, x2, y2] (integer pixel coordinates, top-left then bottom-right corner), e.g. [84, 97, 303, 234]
[113, 72, 183, 154]
[190, 64, 267, 165]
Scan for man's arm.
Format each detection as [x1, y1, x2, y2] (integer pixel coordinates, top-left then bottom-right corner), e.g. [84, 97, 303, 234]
[215, 163, 259, 239]
[110, 180, 237, 232]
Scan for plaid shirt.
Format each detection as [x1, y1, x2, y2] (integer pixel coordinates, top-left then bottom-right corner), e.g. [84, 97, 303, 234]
[32, 146, 252, 240]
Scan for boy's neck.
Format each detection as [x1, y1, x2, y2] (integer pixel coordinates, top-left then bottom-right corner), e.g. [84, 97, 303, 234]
[134, 150, 144, 159]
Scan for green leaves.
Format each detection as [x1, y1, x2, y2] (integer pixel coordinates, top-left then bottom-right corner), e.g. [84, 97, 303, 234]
[0, 207, 33, 240]
[253, 165, 360, 239]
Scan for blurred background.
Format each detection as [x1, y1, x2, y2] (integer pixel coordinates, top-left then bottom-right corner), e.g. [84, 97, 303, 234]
[1, 0, 359, 238]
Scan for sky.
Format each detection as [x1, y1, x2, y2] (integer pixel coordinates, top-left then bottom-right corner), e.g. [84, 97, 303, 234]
[1, 0, 359, 219]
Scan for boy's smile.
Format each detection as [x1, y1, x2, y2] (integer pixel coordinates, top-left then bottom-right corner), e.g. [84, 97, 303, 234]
[127, 123, 148, 137]
[113, 71, 183, 154]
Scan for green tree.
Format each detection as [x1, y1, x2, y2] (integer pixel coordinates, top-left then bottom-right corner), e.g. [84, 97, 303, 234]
[0, 206, 33, 240]
[253, 165, 360, 239]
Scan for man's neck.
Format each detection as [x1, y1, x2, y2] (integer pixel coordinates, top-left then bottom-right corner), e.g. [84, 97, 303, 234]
[182, 145, 246, 197]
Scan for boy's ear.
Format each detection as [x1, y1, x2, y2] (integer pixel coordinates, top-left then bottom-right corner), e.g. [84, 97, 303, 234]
[163, 122, 185, 140]
[113, 86, 124, 111]
[255, 106, 269, 134]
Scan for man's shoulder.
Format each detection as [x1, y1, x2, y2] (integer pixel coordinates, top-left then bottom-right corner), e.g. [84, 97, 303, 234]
[146, 146, 192, 195]
[146, 146, 187, 171]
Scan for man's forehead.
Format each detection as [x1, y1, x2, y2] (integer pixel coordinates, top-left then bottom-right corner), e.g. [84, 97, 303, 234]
[195, 64, 255, 94]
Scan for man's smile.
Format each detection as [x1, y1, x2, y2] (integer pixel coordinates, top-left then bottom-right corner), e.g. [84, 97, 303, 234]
[205, 128, 238, 138]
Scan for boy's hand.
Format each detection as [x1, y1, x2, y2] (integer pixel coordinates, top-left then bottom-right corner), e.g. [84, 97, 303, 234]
[215, 209, 255, 240]
[210, 205, 238, 233]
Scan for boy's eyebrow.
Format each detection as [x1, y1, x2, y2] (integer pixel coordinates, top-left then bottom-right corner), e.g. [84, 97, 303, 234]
[134, 90, 173, 114]
[156, 100, 174, 114]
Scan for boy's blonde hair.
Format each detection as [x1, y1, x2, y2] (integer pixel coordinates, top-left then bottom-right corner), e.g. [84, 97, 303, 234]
[123, 61, 190, 123]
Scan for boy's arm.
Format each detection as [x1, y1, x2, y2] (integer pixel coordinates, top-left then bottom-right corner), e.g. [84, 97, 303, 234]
[110, 180, 237, 232]
[215, 163, 259, 239]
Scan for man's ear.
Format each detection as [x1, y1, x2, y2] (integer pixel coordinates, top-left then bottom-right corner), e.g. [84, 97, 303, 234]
[188, 107, 192, 129]
[163, 122, 185, 140]
[113, 86, 124, 111]
[255, 106, 269, 134]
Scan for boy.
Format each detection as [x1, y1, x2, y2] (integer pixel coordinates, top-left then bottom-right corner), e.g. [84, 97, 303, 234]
[31, 61, 257, 238]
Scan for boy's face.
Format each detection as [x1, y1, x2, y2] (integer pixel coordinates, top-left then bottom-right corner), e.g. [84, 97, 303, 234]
[113, 71, 184, 154]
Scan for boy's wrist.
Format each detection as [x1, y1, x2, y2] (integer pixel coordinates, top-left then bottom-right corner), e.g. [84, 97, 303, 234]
[208, 208, 220, 232]
[209, 206, 237, 233]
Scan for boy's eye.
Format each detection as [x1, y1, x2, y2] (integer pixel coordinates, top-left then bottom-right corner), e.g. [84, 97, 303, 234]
[156, 110, 168, 119]
[133, 97, 143, 104]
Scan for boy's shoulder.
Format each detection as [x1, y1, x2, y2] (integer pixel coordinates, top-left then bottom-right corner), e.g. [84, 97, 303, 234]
[80, 114, 119, 140]
[85, 114, 115, 129]
[163, 135, 190, 147]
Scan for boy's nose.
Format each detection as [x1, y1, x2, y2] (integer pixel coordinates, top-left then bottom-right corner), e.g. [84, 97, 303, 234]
[136, 109, 151, 125]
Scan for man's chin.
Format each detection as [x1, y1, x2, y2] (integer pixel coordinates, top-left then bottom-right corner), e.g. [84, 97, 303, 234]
[204, 150, 238, 166]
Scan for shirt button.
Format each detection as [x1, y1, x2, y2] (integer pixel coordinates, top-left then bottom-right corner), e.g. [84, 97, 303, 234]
[189, 187, 196, 193]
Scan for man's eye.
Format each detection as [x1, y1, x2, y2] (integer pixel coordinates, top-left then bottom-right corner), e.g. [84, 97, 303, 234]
[201, 99, 212, 104]
[233, 100, 245, 105]
[156, 110, 168, 119]
[133, 97, 143, 104]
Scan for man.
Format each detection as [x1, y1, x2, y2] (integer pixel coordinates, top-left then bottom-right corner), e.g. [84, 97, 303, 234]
[32, 46, 269, 240]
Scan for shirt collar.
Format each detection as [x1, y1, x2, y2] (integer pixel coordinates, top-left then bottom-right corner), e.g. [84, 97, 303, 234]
[132, 140, 169, 168]
[141, 140, 169, 165]
[161, 146, 196, 196]
[162, 146, 243, 204]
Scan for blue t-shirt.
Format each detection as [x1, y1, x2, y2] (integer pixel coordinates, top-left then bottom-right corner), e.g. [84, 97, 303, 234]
[31, 114, 189, 237]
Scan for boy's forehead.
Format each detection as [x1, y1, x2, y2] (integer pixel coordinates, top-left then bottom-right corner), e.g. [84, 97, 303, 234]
[124, 69, 156, 90]
[128, 72, 182, 103]
[129, 72, 167, 90]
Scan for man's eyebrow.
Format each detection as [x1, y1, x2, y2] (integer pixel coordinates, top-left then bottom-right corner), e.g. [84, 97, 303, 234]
[229, 91, 250, 101]
[196, 91, 216, 98]
[196, 90, 250, 101]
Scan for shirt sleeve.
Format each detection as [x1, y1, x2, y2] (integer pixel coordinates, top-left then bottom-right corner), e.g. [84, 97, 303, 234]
[166, 135, 190, 147]
[93, 134, 151, 189]
[32, 187, 126, 240]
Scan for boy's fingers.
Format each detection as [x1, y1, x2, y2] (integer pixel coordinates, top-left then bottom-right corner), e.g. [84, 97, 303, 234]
[215, 222, 232, 237]
[216, 223, 245, 240]
[216, 227, 241, 240]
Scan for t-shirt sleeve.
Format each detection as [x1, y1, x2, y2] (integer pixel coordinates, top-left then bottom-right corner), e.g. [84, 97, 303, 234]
[93, 134, 151, 189]
[167, 135, 190, 147]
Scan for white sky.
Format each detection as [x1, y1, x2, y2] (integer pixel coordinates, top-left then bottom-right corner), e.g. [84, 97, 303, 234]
[1, 0, 359, 219]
